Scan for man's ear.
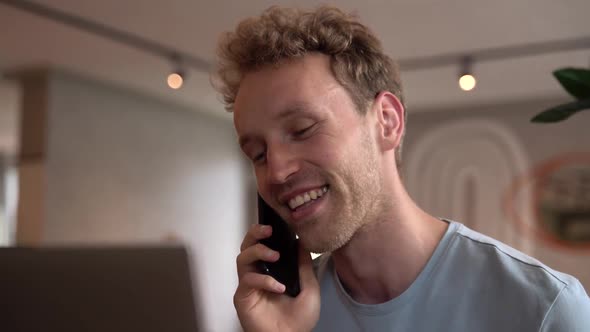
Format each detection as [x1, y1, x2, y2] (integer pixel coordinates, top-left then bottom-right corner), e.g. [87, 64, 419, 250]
[372, 91, 405, 152]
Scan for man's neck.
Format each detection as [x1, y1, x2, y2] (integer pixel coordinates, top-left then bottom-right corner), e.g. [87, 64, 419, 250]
[330, 191, 447, 304]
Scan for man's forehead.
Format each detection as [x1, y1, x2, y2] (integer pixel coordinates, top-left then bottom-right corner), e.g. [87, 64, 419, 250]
[233, 54, 341, 135]
[234, 75, 322, 124]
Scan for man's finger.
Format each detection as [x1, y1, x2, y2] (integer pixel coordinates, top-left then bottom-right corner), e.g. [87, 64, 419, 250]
[234, 272, 286, 307]
[236, 243, 280, 278]
[240, 224, 272, 252]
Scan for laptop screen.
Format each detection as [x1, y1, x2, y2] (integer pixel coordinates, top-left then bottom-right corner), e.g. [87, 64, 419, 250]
[0, 246, 201, 332]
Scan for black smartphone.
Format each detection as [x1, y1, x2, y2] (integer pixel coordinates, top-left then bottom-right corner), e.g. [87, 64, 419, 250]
[257, 194, 301, 297]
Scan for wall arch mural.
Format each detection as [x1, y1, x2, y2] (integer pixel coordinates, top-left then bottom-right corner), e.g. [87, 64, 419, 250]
[405, 118, 534, 254]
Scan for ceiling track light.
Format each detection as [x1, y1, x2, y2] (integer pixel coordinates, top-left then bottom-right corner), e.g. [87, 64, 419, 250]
[458, 56, 477, 92]
[167, 54, 187, 90]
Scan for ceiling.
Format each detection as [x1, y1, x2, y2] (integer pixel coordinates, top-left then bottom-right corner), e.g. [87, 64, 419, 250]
[0, 0, 589, 122]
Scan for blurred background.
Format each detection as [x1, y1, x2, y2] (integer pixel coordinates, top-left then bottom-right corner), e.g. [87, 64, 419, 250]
[0, 1, 589, 331]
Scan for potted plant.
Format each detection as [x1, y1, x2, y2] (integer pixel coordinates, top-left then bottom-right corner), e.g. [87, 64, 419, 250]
[531, 68, 590, 123]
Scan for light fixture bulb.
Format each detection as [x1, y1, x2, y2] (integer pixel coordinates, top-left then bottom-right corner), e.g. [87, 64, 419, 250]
[459, 74, 476, 91]
[167, 72, 183, 89]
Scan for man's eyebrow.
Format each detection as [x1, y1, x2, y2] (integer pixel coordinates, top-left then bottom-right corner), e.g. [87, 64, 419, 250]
[238, 103, 316, 148]
[274, 102, 314, 120]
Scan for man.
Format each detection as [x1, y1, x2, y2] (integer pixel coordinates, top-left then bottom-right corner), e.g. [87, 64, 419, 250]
[214, 6, 590, 331]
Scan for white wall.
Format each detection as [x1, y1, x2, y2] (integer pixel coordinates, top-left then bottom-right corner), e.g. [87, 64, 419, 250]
[0, 80, 20, 246]
[404, 97, 590, 290]
[0, 79, 20, 155]
[42, 71, 246, 332]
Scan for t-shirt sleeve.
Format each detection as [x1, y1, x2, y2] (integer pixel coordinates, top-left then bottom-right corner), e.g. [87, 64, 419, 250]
[539, 279, 590, 332]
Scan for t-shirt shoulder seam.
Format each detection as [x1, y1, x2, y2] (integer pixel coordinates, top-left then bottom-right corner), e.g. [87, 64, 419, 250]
[537, 283, 568, 332]
[424, 227, 461, 285]
[455, 232, 568, 287]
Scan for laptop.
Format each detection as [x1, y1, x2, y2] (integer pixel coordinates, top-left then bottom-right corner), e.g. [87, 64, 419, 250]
[0, 246, 201, 332]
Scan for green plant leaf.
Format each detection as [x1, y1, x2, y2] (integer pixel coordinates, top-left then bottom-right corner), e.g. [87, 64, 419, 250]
[554, 68, 590, 100]
[531, 98, 590, 123]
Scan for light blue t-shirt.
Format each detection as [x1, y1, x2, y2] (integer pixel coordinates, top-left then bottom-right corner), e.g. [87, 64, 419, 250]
[313, 220, 590, 331]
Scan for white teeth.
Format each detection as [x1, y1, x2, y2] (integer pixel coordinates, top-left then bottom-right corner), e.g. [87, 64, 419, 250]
[296, 196, 304, 205]
[287, 186, 329, 210]
[288, 200, 298, 210]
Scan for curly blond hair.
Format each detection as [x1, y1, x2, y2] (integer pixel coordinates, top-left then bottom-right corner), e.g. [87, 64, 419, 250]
[214, 6, 406, 167]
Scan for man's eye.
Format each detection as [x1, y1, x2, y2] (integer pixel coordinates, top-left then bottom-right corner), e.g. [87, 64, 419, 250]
[252, 151, 266, 163]
[293, 124, 315, 138]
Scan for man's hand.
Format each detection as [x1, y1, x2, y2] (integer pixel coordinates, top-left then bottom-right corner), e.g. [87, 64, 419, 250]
[234, 224, 321, 332]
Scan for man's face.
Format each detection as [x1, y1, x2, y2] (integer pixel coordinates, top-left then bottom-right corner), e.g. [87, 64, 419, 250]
[234, 54, 384, 253]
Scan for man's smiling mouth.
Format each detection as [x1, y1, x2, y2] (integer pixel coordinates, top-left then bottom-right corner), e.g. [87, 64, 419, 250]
[287, 185, 329, 210]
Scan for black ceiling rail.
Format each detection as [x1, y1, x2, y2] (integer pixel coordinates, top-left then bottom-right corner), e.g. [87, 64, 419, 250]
[1, 0, 588, 73]
[0, 0, 211, 72]
[398, 36, 590, 71]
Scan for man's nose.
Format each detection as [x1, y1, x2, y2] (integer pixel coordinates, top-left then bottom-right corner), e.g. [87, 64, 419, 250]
[265, 144, 300, 184]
